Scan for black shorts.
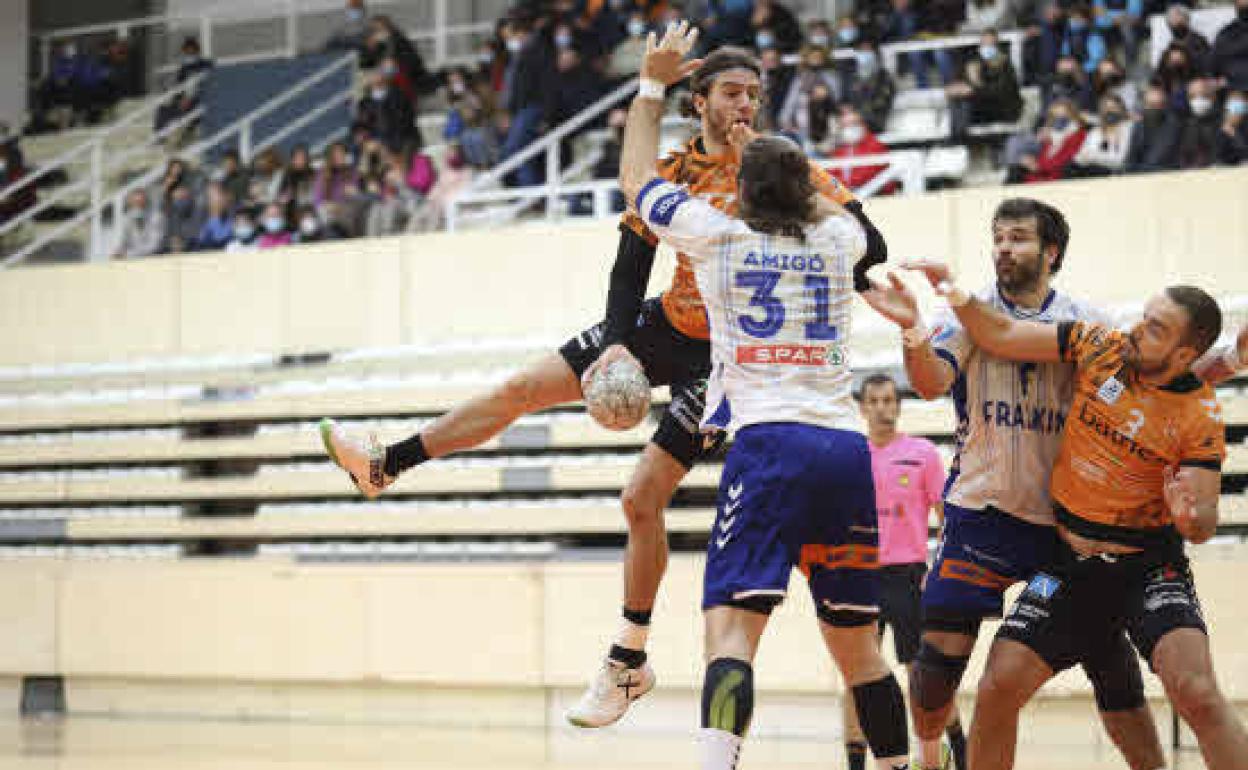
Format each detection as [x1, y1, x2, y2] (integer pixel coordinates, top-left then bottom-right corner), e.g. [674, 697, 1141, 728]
[559, 298, 723, 469]
[996, 540, 1206, 674]
[878, 562, 925, 663]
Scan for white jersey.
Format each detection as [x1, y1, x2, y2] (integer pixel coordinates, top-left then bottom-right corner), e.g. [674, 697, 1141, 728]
[932, 284, 1110, 525]
[635, 178, 867, 435]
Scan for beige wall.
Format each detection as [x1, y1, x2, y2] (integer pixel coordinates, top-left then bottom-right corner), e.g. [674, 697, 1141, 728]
[2, 168, 1245, 367]
[3, 546, 1247, 702]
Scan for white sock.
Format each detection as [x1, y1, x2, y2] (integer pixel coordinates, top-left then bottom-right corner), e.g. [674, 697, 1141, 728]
[920, 738, 943, 768]
[698, 727, 743, 770]
[613, 617, 649, 651]
[876, 755, 910, 769]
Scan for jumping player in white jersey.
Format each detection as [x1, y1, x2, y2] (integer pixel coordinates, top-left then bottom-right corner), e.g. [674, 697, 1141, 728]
[619, 23, 910, 770]
[861, 199, 1248, 770]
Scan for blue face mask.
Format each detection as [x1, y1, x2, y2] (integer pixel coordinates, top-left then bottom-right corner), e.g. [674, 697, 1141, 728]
[855, 51, 877, 74]
[979, 44, 998, 60]
[1051, 116, 1071, 130]
[1069, 18, 1087, 31]
[838, 27, 858, 44]
[756, 31, 775, 49]
[1228, 99, 1248, 116]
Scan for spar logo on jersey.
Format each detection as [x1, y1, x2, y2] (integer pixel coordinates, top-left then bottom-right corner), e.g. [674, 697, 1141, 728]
[736, 344, 846, 366]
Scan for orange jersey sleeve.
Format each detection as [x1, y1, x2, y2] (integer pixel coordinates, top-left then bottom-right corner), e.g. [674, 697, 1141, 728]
[809, 163, 857, 206]
[1050, 320, 1228, 547]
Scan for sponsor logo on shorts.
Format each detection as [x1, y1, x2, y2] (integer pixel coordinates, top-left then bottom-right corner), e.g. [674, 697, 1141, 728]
[716, 481, 745, 549]
[1025, 572, 1061, 600]
[736, 344, 838, 366]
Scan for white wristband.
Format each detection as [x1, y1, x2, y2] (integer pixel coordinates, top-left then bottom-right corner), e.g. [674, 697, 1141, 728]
[638, 78, 665, 100]
[901, 323, 932, 349]
[937, 280, 970, 308]
[1226, 341, 1243, 372]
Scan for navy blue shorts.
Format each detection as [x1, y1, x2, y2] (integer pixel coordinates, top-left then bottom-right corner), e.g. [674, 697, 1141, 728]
[922, 503, 1062, 628]
[702, 423, 880, 621]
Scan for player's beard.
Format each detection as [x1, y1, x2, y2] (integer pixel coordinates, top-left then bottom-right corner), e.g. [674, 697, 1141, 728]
[995, 251, 1045, 296]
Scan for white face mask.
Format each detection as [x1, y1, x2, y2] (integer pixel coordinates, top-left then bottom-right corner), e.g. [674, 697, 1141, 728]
[300, 218, 319, 235]
[628, 19, 646, 37]
[1190, 96, 1214, 116]
[554, 33, 573, 49]
[371, 87, 387, 101]
[810, 33, 830, 48]
[263, 217, 285, 233]
[234, 223, 254, 240]
[840, 125, 866, 144]
[506, 38, 524, 54]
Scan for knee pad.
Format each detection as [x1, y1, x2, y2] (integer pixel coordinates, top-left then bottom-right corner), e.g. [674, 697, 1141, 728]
[702, 657, 755, 737]
[911, 642, 971, 711]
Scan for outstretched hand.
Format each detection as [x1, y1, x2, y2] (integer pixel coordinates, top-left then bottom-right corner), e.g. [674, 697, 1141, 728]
[861, 271, 921, 329]
[899, 259, 955, 293]
[640, 20, 703, 87]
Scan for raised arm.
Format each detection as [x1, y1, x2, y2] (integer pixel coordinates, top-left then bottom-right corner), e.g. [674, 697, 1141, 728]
[1192, 325, 1248, 386]
[859, 272, 957, 399]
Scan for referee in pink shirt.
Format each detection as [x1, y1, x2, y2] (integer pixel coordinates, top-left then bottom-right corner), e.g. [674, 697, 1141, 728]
[844, 373, 966, 770]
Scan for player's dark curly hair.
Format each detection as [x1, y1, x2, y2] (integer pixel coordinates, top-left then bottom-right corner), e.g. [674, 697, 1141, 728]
[738, 135, 815, 241]
[678, 46, 762, 120]
[992, 198, 1070, 274]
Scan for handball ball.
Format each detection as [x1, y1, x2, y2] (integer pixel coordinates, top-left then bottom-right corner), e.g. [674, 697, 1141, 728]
[585, 358, 651, 431]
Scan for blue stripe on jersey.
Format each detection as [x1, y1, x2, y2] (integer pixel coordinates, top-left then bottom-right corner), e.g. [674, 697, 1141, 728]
[934, 348, 960, 380]
[946, 366, 969, 497]
[635, 177, 665, 211]
[705, 397, 732, 429]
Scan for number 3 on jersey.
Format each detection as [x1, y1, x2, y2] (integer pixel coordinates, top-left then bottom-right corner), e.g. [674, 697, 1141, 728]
[735, 270, 838, 340]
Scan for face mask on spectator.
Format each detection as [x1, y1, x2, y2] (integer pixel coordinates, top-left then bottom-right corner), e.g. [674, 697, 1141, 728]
[450, 80, 466, 95]
[371, 86, 387, 101]
[300, 217, 319, 235]
[555, 32, 573, 48]
[1228, 98, 1248, 116]
[506, 37, 524, 53]
[838, 27, 857, 45]
[235, 221, 255, 240]
[855, 51, 877, 75]
[840, 124, 865, 144]
[755, 31, 775, 49]
[1050, 114, 1071, 130]
[211, 167, 228, 182]
[347, 8, 364, 21]
[628, 19, 647, 37]
[381, 62, 398, 77]
[979, 44, 998, 60]
[263, 216, 285, 233]
[1189, 96, 1213, 116]
[810, 33, 829, 48]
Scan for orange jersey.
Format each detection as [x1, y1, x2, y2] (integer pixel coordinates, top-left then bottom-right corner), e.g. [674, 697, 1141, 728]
[622, 137, 856, 340]
[1050, 321, 1226, 548]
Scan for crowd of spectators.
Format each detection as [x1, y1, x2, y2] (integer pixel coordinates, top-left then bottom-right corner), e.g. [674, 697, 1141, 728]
[16, 0, 1247, 258]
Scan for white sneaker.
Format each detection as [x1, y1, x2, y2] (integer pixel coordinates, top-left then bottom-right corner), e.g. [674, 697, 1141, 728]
[319, 418, 393, 498]
[565, 658, 656, 728]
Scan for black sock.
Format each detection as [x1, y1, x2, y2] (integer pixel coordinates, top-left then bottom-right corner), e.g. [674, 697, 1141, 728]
[852, 674, 909, 762]
[947, 719, 967, 770]
[846, 740, 868, 770]
[701, 657, 754, 737]
[608, 644, 647, 668]
[384, 433, 428, 477]
[622, 607, 652, 626]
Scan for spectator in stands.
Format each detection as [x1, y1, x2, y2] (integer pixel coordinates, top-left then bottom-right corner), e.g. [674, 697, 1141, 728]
[751, 0, 803, 54]
[32, 40, 83, 130]
[837, 15, 863, 50]
[805, 19, 833, 49]
[855, 0, 894, 43]
[155, 158, 199, 211]
[1032, 2, 1069, 86]
[847, 40, 896, 134]
[543, 46, 611, 166]
[161, 184, 205, 254]
[1045, 54, 1095, 113]
[1069, 93, 1134, 175]
[256, 203, 293, 248]
[112, 189, 165, 259]
[211, 150, 251, 209]
[246, 148, 286, 205]
[324, 0, 371, 55]
[759, 46, 796, 130]
[0, 143, 36, 228]
[294, 204, 344, 243]
[1091, 57, 1138, 115]
[1212, 0, 1248, 91]
[882, 0, 955, 89]
[1165, 5, 1212, 74]
[779, 45, 842, 142]
[1176, 78, 1222, 169]
[76, 42, 119, 126]
[365, 15, 438, 99]
[1217, 90, 1248, 164]
[356, 70, 419, 154]
[443, 68, 500, 169]
[364, 164, 421, 236]
[313, 142, 360, 210]
[408, 144, 474, 233]
[1092, 0, 1142, 69]
[820, 104, 893, 190]
[1064, 5, 1107, 74]
[700, 0, 757, 52]
[1007, 96, 1087, 182]
[947, 29, 1025, 139]
[962, 0, 1015, 35]
[155, 37, 213, 139]
[225, 208, 260, 252]
[278, 145, 316, 206]
[500, 18, 555, 187]
[1126, 81, 1182, 171]
[1156, 44, 1198, 111]
[195, 182, 235, 251]
[608, 11, 650, 78]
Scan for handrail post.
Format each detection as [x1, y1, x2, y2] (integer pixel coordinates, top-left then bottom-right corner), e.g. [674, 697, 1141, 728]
[240, 121, 253, 163]
[41, 35, 52, 81]
[434, 0, 449, 68]
[200, 16, 213, 57]
[286, 0, 298, 58]
[89, 141, 104, 261]
[546, 145, 560, 222]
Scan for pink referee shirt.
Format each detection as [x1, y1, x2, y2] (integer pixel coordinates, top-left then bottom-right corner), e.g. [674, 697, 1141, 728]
[871, 434, 945, 566]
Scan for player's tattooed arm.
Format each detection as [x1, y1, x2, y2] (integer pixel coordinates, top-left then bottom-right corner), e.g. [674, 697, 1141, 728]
[905, 259, 1063, 364]
[1191, 325, 1247, 385]
[1166, 466, 1220, 544]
